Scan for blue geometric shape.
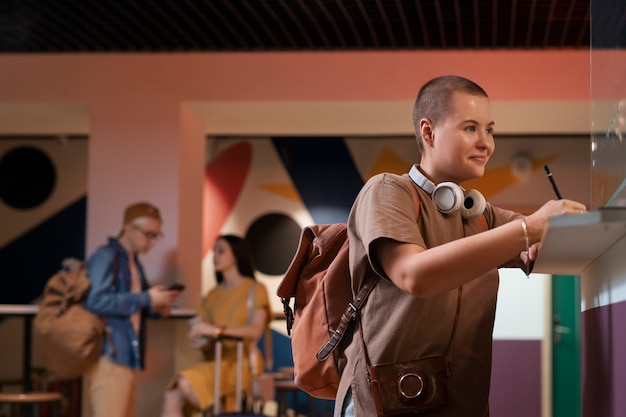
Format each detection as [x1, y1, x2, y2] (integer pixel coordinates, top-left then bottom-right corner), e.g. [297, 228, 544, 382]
[272, 137, 364, 224]
[0, 196, 87, 304]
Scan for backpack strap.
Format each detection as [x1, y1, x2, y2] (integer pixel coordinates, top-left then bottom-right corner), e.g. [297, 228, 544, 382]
[246, 282, 256, 324]
[247, 282, 274, 372]
[316, 268, 378, 361]
[477, 212, 488, 232]
[317, 176, 420, 361]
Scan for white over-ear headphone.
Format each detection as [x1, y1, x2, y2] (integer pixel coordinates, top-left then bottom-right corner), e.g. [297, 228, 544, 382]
[408, 165, 486, 219]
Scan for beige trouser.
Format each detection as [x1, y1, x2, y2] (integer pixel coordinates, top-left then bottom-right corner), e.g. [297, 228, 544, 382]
[86, 356, 137, 417]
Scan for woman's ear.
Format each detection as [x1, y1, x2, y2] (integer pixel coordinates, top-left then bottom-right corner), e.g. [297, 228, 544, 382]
[420, 118, 434, 147]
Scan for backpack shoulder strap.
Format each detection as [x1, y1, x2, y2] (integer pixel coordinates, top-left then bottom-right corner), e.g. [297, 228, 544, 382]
[246, 282, 256, 323]
[401, 174, 420, 218]
[477, 212, 488, 232]
[247, 281, 273, 371]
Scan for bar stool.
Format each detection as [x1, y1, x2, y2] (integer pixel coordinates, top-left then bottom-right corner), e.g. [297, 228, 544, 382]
[274, 368, 318, 417]
[0, 392, 63, 417]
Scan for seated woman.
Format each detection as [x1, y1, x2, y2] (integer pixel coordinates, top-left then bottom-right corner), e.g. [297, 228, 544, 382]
[161, 235, 271, 417]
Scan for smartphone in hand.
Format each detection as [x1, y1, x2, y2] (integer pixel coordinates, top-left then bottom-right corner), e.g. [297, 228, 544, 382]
[168, 283, 185, 292]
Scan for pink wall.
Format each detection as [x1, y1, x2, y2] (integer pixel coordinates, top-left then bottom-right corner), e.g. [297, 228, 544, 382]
[0, 51, 592, 102]
[0, 50, 596, 288]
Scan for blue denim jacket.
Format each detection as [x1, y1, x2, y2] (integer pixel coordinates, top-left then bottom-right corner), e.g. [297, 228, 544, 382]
[85, 238, 154, 369]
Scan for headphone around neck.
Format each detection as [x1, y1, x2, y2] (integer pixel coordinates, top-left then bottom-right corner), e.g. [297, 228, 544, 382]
[408, 165, 486, 220]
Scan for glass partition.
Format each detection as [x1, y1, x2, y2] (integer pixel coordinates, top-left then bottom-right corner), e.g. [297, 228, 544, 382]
[590, 0, 626, 208]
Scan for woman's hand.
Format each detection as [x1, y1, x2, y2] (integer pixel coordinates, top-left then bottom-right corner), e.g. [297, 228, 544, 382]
[520, 199, 586, 269]
[525, 199, 587, 244]
[187, 317, 214, 348]
[520, 242, 541, 263]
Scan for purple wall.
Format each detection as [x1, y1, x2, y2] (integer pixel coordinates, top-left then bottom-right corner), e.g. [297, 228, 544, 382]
[582, 299, 626, 417]
[491, 340, 542, 417]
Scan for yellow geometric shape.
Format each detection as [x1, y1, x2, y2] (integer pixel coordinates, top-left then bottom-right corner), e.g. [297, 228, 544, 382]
[366, 147, 412, 179]
[257, 183, 302, 202]
[462, 155, 557, 199]
[256, 153, 559, 204]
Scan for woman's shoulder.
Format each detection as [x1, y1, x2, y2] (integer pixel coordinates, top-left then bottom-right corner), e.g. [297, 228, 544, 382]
[362, 172, 415, 193]
[355, 172, 419, 213]
[204, 283, 224, 301]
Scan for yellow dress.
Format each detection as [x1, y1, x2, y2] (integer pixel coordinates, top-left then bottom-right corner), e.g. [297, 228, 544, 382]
[173, 278, 271, 413]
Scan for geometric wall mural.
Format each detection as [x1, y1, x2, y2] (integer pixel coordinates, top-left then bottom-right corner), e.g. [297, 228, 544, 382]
[0, 135, 588, 306]
[202, 136, 590, 312]
[0, 138, 87, 304]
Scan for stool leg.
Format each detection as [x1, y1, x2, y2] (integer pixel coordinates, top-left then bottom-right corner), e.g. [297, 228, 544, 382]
[278, 391, 287, 417]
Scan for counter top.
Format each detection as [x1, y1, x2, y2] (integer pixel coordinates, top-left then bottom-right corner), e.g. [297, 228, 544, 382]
[533, 208, 626, 275]
[0, 304, 197, 318]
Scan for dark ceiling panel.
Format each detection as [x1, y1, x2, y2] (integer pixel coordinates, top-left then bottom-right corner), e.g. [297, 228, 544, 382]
[0, 0, 596, 53]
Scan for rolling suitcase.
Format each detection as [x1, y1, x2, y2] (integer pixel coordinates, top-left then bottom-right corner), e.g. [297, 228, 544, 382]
[207, 284, 275, 416]
[208, 336, 260, 417]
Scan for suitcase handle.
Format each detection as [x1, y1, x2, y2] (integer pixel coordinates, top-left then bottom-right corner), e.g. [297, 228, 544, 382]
[213, 337, 244, 415]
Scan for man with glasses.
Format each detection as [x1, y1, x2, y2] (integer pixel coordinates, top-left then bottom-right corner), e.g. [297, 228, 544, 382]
[85, 201, 179, 417]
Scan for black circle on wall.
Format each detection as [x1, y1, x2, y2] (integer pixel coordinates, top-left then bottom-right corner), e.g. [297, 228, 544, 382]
[0, 146, 56, 209]
[245, 213, 302, 276]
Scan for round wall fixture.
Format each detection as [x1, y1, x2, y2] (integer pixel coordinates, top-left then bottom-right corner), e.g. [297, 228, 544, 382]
[510, 152, 534, 180]
[0, 146, 56, 209]
[245, 213, 301, 276]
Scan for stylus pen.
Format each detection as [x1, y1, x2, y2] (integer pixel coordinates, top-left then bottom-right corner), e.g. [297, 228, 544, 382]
[544, 165, 562, 200]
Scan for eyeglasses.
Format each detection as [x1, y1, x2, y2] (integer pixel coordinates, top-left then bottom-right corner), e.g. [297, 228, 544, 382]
[132, 224, 163, 241]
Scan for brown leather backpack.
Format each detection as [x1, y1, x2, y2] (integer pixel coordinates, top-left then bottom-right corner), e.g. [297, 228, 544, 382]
[34, 258, 115, 380]
[277, 176, 421, 400]
[277, 223, 355, 399]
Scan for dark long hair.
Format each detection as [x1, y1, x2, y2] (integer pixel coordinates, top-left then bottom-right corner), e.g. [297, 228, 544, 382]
[214, 234, 257, 284]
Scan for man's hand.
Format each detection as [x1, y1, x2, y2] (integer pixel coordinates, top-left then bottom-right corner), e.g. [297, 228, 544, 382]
[148, 285, 179, 313]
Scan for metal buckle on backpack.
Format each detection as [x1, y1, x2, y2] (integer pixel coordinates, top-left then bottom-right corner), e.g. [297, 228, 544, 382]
[348, 302, 358, 320]
[281, 298, 294, 336]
